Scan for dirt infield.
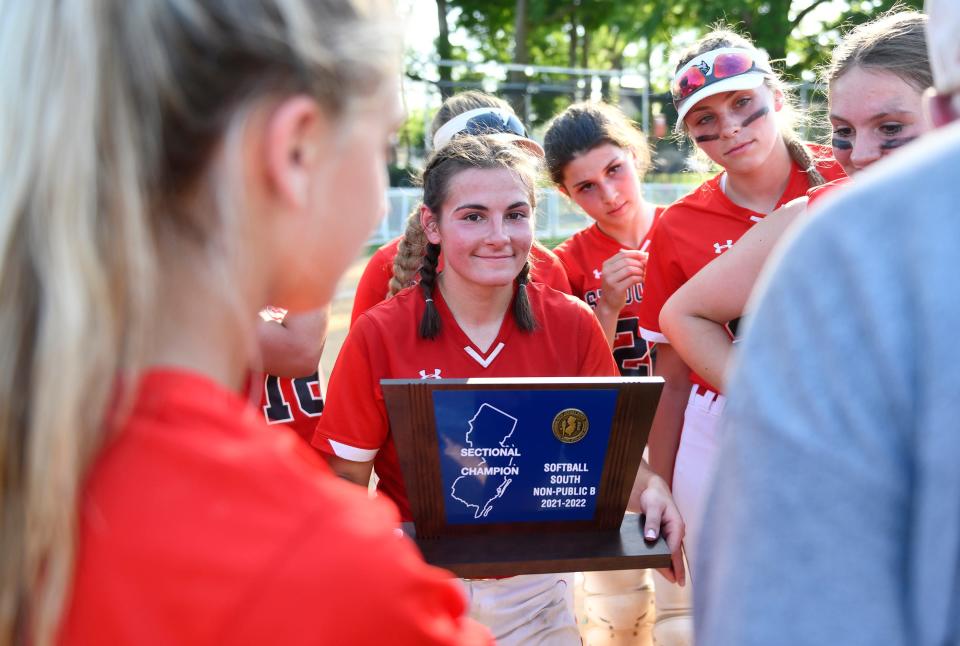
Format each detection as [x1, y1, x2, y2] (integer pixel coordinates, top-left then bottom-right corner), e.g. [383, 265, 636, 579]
[320, 250, 371, 378]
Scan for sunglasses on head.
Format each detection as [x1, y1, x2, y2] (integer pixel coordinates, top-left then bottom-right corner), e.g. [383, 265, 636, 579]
[432, 108, 528, 150]
[671, 50, 769, 105]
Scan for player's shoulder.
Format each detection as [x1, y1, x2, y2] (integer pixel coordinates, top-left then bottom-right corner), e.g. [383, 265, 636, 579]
[806, 142, 847, 182]
[658, 175, 725, 228]
[356, 284, 421, 324]
[530, 239, 561, 262]
[527, 281, 596, 320]
[552, 223, 604, 269]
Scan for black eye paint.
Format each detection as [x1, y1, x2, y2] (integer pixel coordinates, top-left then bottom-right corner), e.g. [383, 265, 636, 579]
[741, 106, 769, 128]
[695, 134, 720, 143]
[831, 137, 853, 150]
[880, 136, 917, 151]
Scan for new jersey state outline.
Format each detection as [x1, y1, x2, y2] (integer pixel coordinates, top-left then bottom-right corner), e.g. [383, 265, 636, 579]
[449, 403, 518, 519]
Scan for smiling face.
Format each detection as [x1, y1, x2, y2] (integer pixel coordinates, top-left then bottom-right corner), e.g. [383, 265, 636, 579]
[422, 166, 534, 289]
[560, 143, 642, 228]
[683, 85, 784, 174]
[829, 66, 930, 176]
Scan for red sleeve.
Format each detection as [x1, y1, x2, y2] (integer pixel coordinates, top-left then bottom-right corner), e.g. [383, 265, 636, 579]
[576, 303, 619, 377]
[530, 243, 572, 294]
[350, 243, 396, 326]
[312, 317, 389, 462]
[807, 177, 852, 209]
[221, 485, 493, 646]
[637, 217, 686, 344]
[553, 243, 585, 297]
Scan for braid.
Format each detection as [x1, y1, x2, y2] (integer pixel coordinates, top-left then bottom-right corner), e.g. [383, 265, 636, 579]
[418, 243, 442, 339]
[783, 132, 826, 189]
[512, 261, 538, 333]
[389, 208, 428, 297]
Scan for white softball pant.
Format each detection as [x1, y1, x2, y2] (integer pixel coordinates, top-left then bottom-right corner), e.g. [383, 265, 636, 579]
[672, 384, 726, 581]
[460, 573, 580, 645]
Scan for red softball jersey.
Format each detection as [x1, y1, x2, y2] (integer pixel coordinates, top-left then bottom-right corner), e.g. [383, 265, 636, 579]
[350, 237, 572, 325]
[806, 176, 853, 209]
[637, 145, 845, 393]
[315, 283, 618, 521]
[256, 307, 325, 442]
[60, 369, 491, 646]
[553, 207, 665, 377]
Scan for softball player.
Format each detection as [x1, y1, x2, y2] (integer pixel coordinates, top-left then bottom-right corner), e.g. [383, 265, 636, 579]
[637, 29, 846, 583]
[660, 11, 932, 395]
[314, 136, 683, 645]
[256, 306, 328, 442]
[13, 2, 491, 644]
[543, 102, 683, 646]
[544, 102, 663, 378]
[351, 91, 570, 325]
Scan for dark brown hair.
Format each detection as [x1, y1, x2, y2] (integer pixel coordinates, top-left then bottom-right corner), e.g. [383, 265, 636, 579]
[542, 101, 651, 188]
[390, 91, 515, 297]
[414, 135, 540, 339]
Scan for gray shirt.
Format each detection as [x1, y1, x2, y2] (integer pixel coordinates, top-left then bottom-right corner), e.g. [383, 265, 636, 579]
[696, 122, 960, 646]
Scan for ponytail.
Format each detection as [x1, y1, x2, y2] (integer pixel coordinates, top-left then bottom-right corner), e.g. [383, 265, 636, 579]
[783, 132, 827, 189]
[0, 5, 156, 644]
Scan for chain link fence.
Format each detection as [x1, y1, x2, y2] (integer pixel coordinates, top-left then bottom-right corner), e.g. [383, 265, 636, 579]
[373, 184, 694, 246]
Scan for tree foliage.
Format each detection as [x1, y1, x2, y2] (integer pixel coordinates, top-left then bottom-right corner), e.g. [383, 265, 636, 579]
[438, 0, 924, 83]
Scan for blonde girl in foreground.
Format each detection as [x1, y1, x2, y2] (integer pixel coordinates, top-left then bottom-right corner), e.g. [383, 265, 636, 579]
[0, 2, 490, 644]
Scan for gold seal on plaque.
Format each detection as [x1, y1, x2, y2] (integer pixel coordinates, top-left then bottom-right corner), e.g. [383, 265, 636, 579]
[552, 408, 589, 443]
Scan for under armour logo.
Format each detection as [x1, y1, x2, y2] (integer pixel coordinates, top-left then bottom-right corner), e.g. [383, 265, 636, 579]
[419, 369, 442, 379]
[593, 269, 602, 279]
[714, 240, 733, 254]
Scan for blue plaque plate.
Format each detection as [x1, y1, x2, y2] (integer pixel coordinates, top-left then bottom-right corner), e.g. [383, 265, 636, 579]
[433, 388, 618, 524]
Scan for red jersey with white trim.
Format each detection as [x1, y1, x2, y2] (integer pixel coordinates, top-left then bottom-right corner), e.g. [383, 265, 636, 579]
[316, 283, 618, 521]
[61, 370, 491, 646]
[256, 307, 324, 442]
[638, 146, 845, 392]
[350, 237, 572, 325]
[553, 207, 665, 377]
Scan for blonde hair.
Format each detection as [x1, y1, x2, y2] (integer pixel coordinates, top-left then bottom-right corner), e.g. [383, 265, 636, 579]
[825, 11, 930, 92]
[389, 91, 516, 297]
[675, 28, 826, 188]
[0, 2, 396, 644]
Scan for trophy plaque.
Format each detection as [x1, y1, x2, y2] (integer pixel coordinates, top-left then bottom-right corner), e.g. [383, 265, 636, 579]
[381, 377, 671, 578]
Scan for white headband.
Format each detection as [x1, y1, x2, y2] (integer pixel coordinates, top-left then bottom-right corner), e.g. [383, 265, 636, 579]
[432, 107, 527, 150]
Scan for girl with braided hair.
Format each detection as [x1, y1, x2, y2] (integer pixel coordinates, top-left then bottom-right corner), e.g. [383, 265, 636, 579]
[350, 91, 570, 326]
[634, 27, 847, 586]
[314, 135, 684, 645]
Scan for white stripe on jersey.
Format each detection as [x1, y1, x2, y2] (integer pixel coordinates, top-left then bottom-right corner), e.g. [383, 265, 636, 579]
[464, 342, 505, 368]
[327, 439, 379, 462]
[638, 326, 670, 344]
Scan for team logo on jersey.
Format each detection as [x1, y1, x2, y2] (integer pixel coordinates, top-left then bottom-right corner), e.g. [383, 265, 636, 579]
[419, 369, 442, 379]
[592, 268, 602, 279]
[551, 408, 589, 444]
[714, 240, 734, 254]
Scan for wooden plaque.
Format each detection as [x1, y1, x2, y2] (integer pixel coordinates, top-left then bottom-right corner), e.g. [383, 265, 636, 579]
[382, 377, 670, 576]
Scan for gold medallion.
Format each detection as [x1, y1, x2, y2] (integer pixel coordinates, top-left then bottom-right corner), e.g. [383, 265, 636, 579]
[552, 408, 589, 443]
